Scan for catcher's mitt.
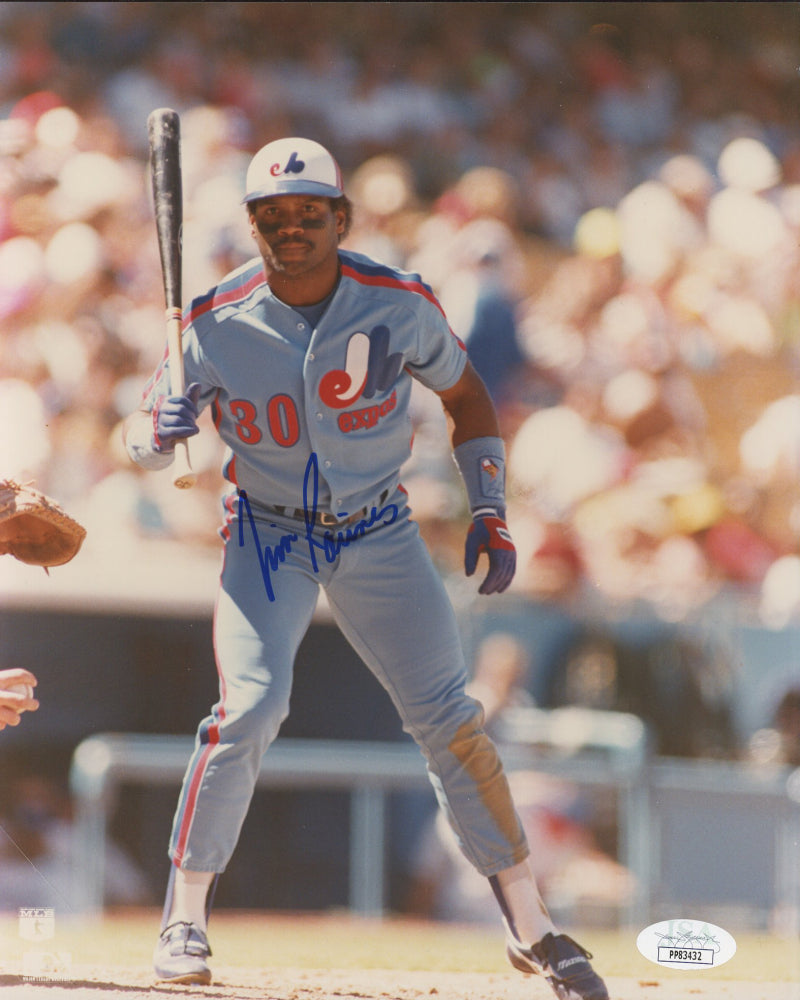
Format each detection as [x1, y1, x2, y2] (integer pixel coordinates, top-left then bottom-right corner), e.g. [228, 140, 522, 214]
[0, 480, 87, 568]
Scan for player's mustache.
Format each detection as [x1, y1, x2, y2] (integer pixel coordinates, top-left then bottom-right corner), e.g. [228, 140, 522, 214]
[255, 222, 312, 243]
[257, 219, 326, 241]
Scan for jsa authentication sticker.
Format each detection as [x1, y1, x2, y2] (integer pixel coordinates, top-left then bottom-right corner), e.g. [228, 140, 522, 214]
[637, 918, 737, 971]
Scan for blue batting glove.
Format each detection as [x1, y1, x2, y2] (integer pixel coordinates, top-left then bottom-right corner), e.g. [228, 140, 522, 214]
[464, 509, 516, 595]
[152, 382, 201, 453]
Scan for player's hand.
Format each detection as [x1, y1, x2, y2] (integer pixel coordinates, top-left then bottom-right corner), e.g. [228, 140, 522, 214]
[464, 510, 516, 595]
[0, 668, 39, 729]
[153, 382, 201, 453]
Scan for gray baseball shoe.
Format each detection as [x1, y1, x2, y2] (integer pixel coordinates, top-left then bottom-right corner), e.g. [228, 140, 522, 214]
[506, 931, 609, 1000]
[153, 920, 212, 985]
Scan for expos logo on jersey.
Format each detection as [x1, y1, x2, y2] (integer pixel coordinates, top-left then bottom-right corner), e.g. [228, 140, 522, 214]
[222, 323, 402, 448]
[319, 326, 403, 433]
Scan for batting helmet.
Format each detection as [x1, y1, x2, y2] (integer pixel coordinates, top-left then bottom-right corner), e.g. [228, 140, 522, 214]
[243, 137, 344, 203]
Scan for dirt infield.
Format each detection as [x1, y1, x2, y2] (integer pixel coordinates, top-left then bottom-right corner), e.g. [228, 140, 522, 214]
[0, 965, 798, 1000]
[0, 912, 797, 1000]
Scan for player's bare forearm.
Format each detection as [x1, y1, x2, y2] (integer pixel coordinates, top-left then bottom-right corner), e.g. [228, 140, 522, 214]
[437, 360, 500, 447]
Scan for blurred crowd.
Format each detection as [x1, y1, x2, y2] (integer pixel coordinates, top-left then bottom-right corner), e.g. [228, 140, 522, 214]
[0, 769, 152, 911]
[1, 2, 798, 628]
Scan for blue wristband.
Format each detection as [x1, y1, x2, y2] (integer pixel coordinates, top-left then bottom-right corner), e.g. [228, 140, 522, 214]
[453, 436, 507, 517]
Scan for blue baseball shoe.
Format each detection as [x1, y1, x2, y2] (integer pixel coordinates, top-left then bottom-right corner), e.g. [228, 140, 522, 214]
[153, 920, 212, 985]
[506, 931, 609, 1000]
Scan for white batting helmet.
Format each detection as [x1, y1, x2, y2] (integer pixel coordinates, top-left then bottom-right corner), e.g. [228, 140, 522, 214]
[243, 137, 344, 203]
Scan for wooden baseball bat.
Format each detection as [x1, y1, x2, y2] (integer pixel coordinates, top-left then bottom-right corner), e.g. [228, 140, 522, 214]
[147, 107, 196, 490]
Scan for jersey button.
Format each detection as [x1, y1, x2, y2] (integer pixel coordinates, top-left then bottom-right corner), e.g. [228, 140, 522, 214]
[324, 460, 332, 469]
[316, 412, 323, 421]
[308, 353, 315, 361]
[297, 322, 305, 331]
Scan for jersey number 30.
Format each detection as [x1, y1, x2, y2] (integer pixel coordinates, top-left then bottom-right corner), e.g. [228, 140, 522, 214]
[229, 394, 300, 448]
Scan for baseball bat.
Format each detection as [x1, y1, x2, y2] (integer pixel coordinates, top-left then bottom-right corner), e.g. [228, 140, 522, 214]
[147, 107, 196, 490]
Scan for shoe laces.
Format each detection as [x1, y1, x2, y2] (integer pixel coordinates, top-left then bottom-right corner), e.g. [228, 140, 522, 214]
[161, 921, 211, 957]
[557, 934, 594, 961]
[533, 932, 593, 971]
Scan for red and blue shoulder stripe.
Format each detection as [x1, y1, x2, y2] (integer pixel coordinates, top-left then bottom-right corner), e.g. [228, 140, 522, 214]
[139, 263, 265, 401]
[184, 259, 265, 327]
[339, 252, 446, 317]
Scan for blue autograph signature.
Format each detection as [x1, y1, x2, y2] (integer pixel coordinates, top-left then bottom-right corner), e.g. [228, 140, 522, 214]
[238, 452, 398, 601]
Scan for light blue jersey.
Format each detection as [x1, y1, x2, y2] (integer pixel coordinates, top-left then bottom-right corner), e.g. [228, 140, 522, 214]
[140, 249, 467, 516]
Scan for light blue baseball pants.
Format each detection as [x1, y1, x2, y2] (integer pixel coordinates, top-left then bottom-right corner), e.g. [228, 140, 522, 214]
[168, 490, 529, 879]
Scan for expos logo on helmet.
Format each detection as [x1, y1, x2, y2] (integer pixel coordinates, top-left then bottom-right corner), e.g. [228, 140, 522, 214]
[243, 137, 344, 202]
[269, 150, 306, 178]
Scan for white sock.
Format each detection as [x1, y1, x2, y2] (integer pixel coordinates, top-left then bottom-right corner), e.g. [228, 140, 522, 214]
[168, 869, 215, 932]
[495, 859, 557, 945]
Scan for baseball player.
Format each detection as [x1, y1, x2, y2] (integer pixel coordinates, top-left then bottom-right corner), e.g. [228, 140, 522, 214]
[124, 137, 608, 1000]
[0, 669, 39, 729]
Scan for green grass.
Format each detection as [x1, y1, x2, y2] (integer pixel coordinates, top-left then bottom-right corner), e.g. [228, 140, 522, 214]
[0, 908, 798, 982]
